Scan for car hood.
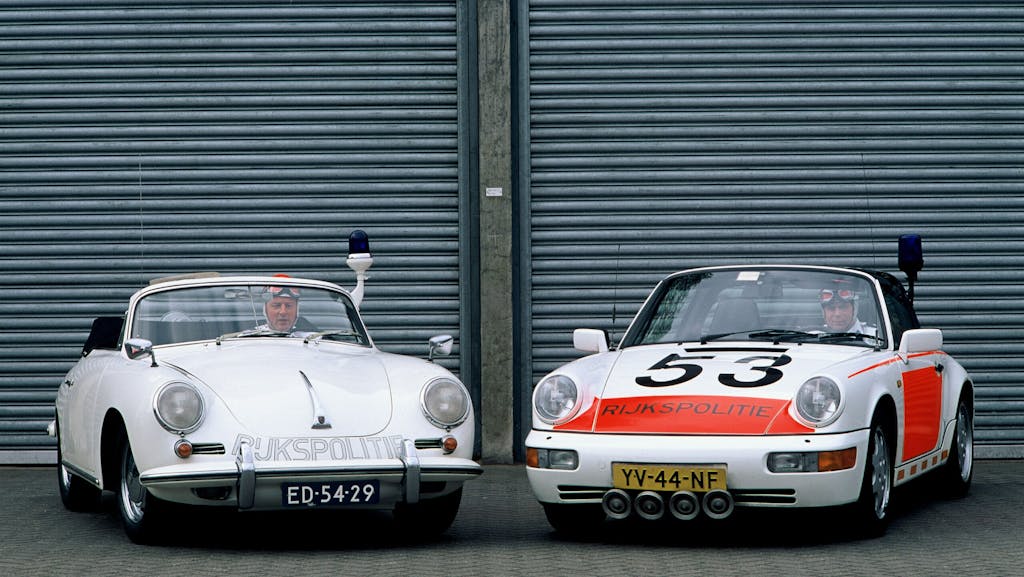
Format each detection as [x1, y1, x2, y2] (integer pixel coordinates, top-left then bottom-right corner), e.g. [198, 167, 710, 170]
[559, 342, 870, 435]
[162, 341, 391, 436]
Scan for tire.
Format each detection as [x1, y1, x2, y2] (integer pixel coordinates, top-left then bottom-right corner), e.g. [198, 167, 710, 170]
[938, 394, 974, 498]
[542, 503, 606, 537]
[393, 487, 463, 538]
[117, 436, 167, 544]
[55, 421, 101, 512]
[850, 419, 893, 537]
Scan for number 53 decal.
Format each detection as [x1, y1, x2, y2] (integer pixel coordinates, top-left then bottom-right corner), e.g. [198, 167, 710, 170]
[635, 353, 792, 388]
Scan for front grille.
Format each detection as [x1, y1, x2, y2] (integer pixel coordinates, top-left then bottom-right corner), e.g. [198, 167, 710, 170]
[732, 488, 797, 505]
[556, 485, 606, 501]
[191, 443, 226, 455]
[415, 438, 442, 450]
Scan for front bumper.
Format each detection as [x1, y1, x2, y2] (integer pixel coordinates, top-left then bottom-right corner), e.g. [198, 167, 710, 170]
[525, 428, 870, 509]
[140, 439, 482, 510]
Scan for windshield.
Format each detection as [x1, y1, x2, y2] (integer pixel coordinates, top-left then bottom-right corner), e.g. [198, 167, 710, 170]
[130, 283, 370, 347]
[622, 268, 887, 349]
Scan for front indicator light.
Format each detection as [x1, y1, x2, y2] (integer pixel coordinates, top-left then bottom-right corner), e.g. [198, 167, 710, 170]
[768, 448, 857, 473]
[441, 435, 458, 454]
[817, 447, 857, 472]
[175, 439, 193, 459]
[526, 447, 540, 468]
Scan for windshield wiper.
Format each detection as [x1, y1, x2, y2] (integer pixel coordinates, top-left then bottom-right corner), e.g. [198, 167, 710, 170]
[303, 330, 363, 344]
[747, 329, 821, 344]
[699, 330, 757, 344]
[816, 332, 884, 347]
[216, 328, 291, 344]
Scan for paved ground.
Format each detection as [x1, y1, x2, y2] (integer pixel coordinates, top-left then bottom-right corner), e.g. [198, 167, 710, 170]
[2, 461, 1022, 576]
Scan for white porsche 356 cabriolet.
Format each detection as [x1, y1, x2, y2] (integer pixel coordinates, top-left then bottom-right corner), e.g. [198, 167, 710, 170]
[50, 231, 481, 543]
[526, 235, 973, 536]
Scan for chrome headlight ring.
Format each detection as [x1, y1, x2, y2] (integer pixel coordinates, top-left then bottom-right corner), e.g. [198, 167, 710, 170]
[420, 377, 471, 429]
[533, 374, 581, 425]
[153, 381, 206, 434]
[793, 376, 844, 427]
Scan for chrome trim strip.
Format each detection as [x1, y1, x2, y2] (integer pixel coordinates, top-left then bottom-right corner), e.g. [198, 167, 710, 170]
[399, 439, 420, 504]
[62, 460, 101, 489]
[236, 439, 255, 509]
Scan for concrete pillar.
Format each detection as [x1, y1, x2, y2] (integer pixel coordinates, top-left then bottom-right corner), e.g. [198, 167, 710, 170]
[477, 0, 513, 463]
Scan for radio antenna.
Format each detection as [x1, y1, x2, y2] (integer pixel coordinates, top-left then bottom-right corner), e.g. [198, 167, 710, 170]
[611, 244, 620, 346]
[138, 159, 145, 278]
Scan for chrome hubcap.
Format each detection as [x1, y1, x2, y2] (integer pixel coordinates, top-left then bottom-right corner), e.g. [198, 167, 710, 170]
[870, 428, 891, 519]
[956, 403, 974, 481]
[120, 446, 145, 523]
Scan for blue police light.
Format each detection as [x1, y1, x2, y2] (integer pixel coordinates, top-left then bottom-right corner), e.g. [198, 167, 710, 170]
[898, 234, 923, 275]
[898, 234, 923, 303]
[348, 230, 370, 255]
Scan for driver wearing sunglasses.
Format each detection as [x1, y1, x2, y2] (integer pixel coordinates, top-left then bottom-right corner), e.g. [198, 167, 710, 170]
[819, 287, 874, 335]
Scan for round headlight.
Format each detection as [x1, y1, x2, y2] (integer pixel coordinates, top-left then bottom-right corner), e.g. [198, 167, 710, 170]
[421, 377, 470, 428]
[153, 382, 205, 434]
[534, 375, 580, 425]
[794, 376, 842, 427]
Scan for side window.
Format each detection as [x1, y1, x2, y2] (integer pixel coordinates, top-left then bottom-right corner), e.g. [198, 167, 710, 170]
[883, 287, 919, 346]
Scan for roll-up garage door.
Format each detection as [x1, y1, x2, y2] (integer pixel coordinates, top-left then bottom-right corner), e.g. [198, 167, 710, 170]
[523, 1, 1024, 457]
[0, 1, 465, 462]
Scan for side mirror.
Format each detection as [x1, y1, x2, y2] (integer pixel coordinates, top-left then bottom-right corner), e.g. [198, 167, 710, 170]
[124, 338, 157, 367]
[428, 334, 453, 361]
[898, 328, 942, 357]
[573, 328, 610, 353]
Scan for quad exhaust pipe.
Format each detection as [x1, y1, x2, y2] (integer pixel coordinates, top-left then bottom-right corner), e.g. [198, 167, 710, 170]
[601, 488, 734, 521]
[634, 491, 665, 520]
[668, 490, 700, 520]
[601, 489, 632, 520]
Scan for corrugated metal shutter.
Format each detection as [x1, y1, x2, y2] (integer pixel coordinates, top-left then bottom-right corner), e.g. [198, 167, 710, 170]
[0, 1, 465, 462]
[523, 1, 1024, 457]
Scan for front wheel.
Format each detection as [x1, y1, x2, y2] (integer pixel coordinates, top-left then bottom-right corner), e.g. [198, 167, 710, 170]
[393, 487, 463, 537]
[849, 420, 893, 537]
[938, 393, 974, 498]
[117, 436, 168, 544]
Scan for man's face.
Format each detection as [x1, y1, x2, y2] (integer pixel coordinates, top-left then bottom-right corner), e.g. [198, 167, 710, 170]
[265, 296, 298, 331]
[823, 300, 855, 332]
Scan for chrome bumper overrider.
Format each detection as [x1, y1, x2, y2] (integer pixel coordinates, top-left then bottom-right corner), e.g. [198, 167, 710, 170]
[139, 437, 481, 510]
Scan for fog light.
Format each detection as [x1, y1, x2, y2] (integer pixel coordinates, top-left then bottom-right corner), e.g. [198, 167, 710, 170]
[548, 449, 579, 470]
[768, 447, 857, 473]
[525, 448, 578, 470]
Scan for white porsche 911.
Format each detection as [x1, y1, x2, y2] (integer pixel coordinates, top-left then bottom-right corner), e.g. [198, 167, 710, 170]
[526, 235, 973, 536]
[50, 231, 481, 543]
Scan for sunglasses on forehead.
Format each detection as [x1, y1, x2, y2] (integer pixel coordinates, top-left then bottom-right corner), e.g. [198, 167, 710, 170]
[820, 288, 854, 305]
[266, 285, 301, 299]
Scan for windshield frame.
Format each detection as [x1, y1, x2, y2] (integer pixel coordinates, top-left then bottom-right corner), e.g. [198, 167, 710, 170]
[125, 276, 373, 348]
[618, 265, 891, 350]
